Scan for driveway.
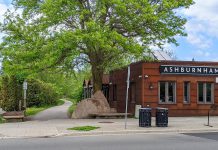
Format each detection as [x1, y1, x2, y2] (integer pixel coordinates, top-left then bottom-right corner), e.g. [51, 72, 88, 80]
[30, 100, 72, 121]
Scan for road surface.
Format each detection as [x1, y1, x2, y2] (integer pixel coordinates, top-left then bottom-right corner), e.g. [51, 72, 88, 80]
[1, 132, 218, 150]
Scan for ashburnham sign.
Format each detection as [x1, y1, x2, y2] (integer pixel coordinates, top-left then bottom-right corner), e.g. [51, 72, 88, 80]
[160, 65, 218, 75]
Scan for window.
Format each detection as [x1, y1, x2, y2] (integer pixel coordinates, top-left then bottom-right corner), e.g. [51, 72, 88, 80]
[198, 82, 214, 104]
[198, 83, 204, 102]
[184, 82, 190, 103]
[159, 81, 176, 103]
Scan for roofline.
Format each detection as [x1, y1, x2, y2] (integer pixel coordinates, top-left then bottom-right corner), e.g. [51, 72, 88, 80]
[159, 60, 218, 63]
[110, 60, 218, 73]
[135, 60, 218, 64]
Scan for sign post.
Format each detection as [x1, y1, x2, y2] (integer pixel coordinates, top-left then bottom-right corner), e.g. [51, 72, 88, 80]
[23, 80, 28, 110]
[125, 66, 130, 129]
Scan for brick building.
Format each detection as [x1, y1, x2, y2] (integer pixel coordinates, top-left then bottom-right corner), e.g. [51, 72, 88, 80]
[108, 60, 218, 116]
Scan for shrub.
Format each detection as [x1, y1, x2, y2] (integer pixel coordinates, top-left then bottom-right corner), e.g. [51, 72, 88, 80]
[0, 75, 61, 111]
[0, 75, 23, 111]
[26, 79, 61, 107]
[71, 86, 83, 103]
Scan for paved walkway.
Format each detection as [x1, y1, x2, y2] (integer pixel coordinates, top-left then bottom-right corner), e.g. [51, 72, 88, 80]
[0, 117, 218, 139]
[30, 100, 72, 121]
[0, 108, 5, 115]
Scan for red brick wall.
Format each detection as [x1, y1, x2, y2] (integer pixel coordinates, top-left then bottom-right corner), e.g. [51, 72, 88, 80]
[109, 61, 218, 116]
[109, 62, 143, 113]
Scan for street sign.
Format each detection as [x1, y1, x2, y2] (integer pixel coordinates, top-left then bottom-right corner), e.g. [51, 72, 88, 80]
[23, 80, 27, 109]
[23, 80, 27, 90]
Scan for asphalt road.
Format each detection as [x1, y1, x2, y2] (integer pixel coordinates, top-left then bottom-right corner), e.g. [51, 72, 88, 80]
[1, 132, 218, 150]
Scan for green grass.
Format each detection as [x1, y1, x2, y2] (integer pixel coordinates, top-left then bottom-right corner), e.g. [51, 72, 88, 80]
[26, 99, 65, 116]
[66, 98, 78, 118]
[57, 99, 65, 106]
[68, 126, 100, 131]
[0, 115, 5, 124]
[26, 107, 48, 116]
[68, 103, 77, 117]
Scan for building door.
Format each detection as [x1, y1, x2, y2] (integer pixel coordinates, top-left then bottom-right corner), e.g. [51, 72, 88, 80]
[129, 82, 136, 113]
[130, 83, 136, 103]
[102, 84, 109, 100]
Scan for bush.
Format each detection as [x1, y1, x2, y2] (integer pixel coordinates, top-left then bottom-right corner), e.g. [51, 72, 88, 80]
[26, 79, 61, 107]
[0, 75, 23, 111]
[0, 75, 61, 111]
[71, 87, 83, 103]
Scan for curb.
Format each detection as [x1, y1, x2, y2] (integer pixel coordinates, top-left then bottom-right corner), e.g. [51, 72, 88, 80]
[54, 128, 218, 138]
[1, 127, 218, 139]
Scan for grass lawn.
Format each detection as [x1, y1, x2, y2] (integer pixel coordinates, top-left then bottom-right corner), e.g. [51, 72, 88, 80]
[66, 98, 78, 117]
[0, 115, 5, 124]
[68, 126, 100, 131]
[68, 102, 77, 117]
[26, 99, 65, 116]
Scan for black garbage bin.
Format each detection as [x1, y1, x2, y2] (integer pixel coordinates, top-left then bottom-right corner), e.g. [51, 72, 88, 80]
[139, 108, 152, 127]
[156, 107, 168, 127]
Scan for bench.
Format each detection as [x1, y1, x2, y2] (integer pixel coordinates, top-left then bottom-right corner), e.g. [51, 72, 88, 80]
[2, 111, 25, 122]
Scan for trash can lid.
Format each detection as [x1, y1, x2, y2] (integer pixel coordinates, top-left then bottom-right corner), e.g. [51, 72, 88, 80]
[156, 107, 168, 110]
[140, 107, 152, 110]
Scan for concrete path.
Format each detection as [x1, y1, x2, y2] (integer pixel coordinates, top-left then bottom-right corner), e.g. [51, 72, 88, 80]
[1, 117, 218, 139]
[0, 108, 5, 115]
[30, 100, 72, 121]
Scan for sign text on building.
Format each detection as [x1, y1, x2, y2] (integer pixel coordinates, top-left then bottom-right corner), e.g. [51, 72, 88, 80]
[160, 65, 218, 75]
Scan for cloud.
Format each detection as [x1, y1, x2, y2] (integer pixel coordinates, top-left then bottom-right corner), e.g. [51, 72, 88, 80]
[186, 34, 212, 49]
[0, 3, 9, 22]
[195, 50, 210, 57]
[181, 0, 218, 49]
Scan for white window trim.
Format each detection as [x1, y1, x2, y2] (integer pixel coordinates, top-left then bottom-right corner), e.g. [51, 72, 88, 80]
[197, 82, 214, 104]
[158, 81, 176, 104]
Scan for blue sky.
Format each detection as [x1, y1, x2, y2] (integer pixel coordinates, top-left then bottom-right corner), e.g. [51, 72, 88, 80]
[0, 0, 217, 61]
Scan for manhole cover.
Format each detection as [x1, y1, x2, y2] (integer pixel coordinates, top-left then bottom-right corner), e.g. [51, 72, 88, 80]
[98, 121, 114, 124]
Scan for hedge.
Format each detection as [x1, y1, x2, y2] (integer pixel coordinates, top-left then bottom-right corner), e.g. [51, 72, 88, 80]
[26, 79, 61, 107]
[0, 75, 22, 111]
[0, 75, 61, 111]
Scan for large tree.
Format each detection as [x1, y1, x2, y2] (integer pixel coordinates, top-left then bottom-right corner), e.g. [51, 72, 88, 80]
[0, 0, 193, 92]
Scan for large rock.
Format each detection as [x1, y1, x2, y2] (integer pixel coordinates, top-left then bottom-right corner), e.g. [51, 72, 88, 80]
[72, 91, 111, 119]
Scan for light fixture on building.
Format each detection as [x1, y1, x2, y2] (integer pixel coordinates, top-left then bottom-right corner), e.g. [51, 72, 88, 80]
[144, 75, 149, 78]
[109, 82, 113, 85]
[138, 75, 142, 78]
[149, 83, 154, 90]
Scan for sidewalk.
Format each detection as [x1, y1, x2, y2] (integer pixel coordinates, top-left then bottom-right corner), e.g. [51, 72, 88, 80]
[0, 117, 218, 139]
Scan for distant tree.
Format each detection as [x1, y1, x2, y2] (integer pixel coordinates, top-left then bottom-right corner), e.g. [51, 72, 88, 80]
[0, 0, 193, 92]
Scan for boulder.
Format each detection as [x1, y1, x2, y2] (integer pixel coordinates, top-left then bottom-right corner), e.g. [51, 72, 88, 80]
[72, 91, 111, 119]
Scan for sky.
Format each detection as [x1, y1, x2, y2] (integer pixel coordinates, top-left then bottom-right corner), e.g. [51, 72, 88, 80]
[0, 0, 218, 62]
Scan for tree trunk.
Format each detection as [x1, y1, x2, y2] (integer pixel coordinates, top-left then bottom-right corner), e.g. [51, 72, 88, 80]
[91, 64, 103, 93]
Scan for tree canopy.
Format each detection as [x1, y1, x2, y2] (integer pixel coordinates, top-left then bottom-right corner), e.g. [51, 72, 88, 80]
[0, 0, 193, 91]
